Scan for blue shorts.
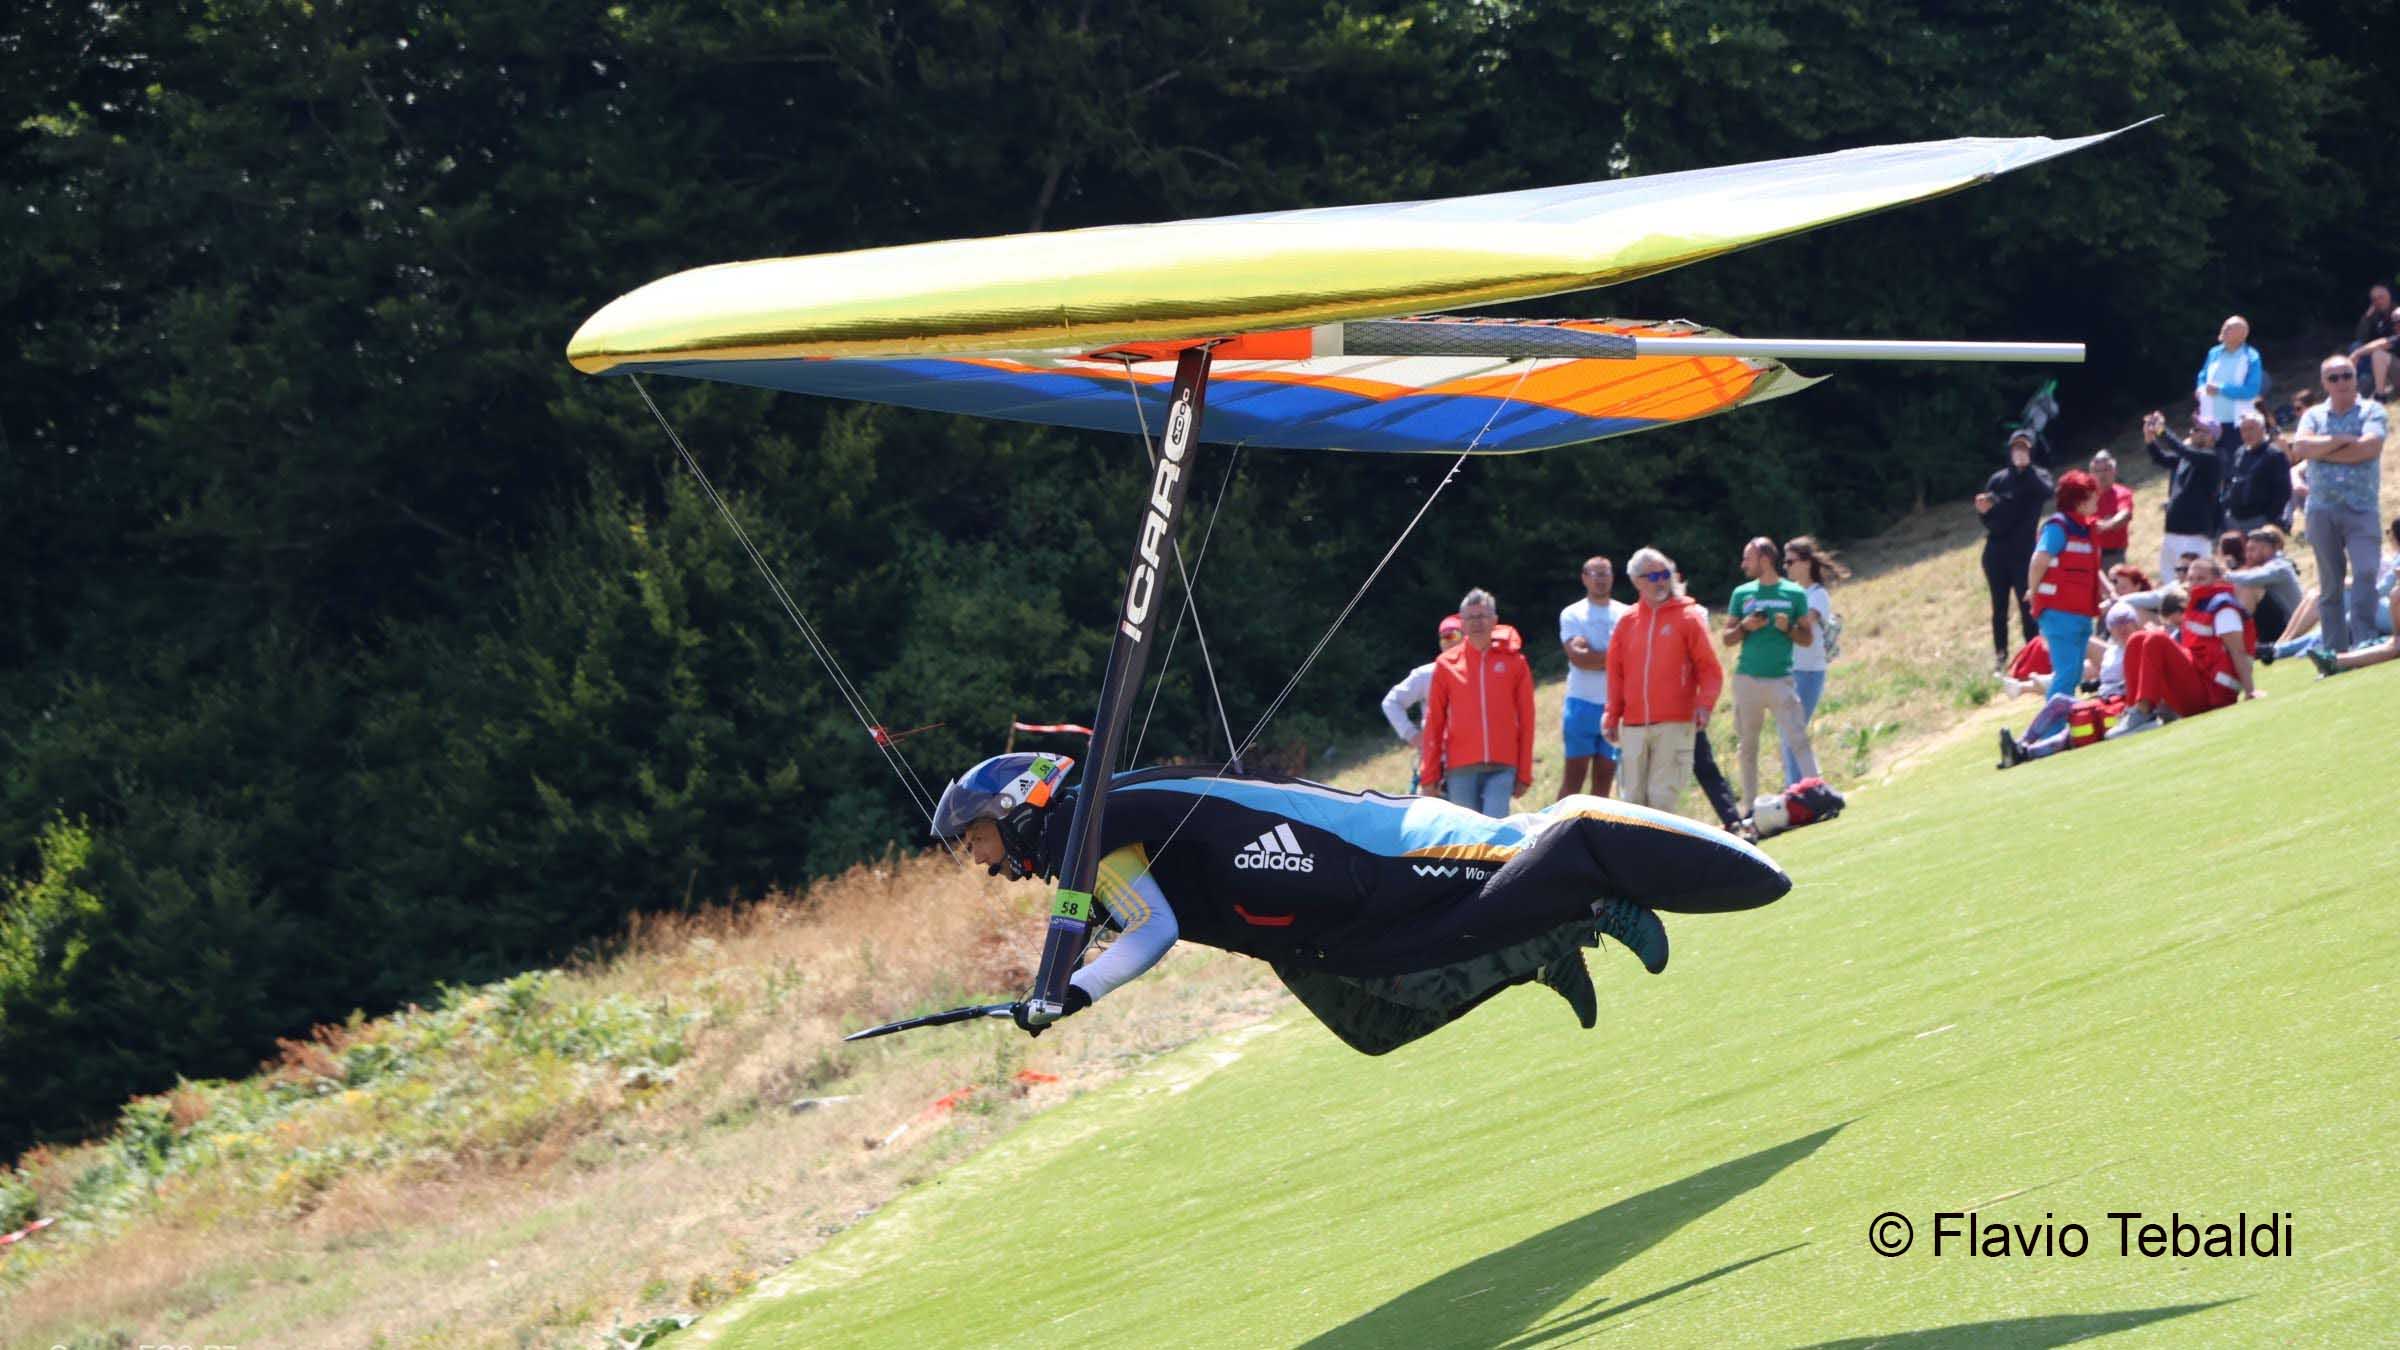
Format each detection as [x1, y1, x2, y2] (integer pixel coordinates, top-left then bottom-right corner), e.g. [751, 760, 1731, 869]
[1561, 697, 1618, 761]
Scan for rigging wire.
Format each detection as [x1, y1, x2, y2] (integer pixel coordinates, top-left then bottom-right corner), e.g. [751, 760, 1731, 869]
[1119, 362, 1537, 885]
[628, 376, 957, 857]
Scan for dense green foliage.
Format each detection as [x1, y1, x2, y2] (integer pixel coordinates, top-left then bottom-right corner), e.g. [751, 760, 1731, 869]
[0, 0, 2382, 1151]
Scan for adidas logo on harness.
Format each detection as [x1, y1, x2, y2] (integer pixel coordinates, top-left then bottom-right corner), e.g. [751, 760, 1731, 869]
[1234, 823, 1316, 873]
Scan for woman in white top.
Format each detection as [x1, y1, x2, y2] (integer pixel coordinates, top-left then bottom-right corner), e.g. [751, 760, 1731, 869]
[1779, 537, 1847, 784]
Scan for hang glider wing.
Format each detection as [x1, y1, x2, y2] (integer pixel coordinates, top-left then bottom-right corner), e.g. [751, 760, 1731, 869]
[567, 126, 2135, 375]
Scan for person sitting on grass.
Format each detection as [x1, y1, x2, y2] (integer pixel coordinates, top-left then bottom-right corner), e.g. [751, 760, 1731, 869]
[931, 752, 1791, 1052]
[2225, 527, 2304, 655]
[2108, 566, 2157, 614]
[2310, 516, 2400, 679]
[2262, 515, 2398, 662]
[2107, 557, 2257, 739]
[1999, 602, 2143, 767]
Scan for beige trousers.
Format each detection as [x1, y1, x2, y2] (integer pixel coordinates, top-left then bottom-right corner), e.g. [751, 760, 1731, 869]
[1615, 720, 1697, 813]
[1731, 673, 1818, 804]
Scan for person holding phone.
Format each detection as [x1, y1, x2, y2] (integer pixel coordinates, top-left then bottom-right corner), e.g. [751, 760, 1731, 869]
[1719, 536, 1819, 809]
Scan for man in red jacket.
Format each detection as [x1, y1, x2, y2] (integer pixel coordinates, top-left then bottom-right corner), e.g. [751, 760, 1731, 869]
[1603, 548, 1726, 815]
[1419, 587, 1536, 816]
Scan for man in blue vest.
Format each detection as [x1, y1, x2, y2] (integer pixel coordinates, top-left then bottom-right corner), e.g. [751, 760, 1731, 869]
[932, 755, 1791, 1054]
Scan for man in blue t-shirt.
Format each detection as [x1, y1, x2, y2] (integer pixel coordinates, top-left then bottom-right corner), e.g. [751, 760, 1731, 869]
[1558, 555, 1630, 799]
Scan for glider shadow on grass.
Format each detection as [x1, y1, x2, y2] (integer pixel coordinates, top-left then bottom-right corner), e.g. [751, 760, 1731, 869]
[1300, 1123, 1844, 1350]
[1301, 1116, 2233, 1349]
[1792, 1301, 2237, 1348]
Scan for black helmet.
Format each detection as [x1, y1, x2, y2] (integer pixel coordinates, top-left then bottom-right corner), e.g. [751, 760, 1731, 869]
[931, 752, 1076, 879]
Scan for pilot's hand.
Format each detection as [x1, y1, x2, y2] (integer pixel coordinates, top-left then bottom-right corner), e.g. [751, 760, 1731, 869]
[1011, 985, 1091, 1037]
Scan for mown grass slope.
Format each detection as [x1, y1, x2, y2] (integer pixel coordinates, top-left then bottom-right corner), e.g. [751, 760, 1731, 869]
[686, 656, 2399, 1348]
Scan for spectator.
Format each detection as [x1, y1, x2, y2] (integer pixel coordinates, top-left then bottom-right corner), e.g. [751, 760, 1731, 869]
[2350, 284, 2397, 401]
[1420, 589, 1535, 816]
[2285, 389, 2319, 527]
[2221, 411, 2293, 532]
[2008, 471, 2109, 752]
[1998, 602, 2144, 767]
[1719, 536, 1819, 807]
[2268, 515, 2399, 661]
[1678, 581, 1752, 838]
[1976, 429, 2055, 669]
[1379, 613, 1465, 768]
[2289, 353, 2391, 652]
[2225, 527, 2303, 650]
[2214, 529, 2246, 572]
[2089, 450, 2135, 569]
[2310, 521, 2400, 676]
[2195, 314, 2264, 449]
[1557, 555, 1631, 800]
[2143, 409, 2224, 581]
[2108, 564, 2156, 614]
[2107, 558, 2257, 738]
[1603, 548, 1723, 815]
[1779, 535, 1848, 785]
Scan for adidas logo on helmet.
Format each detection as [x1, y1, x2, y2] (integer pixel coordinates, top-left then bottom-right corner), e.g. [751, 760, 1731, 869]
[1234, 823, 1316, 873]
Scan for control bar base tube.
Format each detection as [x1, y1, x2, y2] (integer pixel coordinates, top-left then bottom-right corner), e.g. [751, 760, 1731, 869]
[1333, 321, 2083, 364]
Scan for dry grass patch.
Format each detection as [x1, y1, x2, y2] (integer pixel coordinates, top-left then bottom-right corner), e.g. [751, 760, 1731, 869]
[1, 854, 1282, 1349]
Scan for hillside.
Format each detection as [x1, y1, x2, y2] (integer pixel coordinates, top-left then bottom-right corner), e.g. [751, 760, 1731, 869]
[682, 652, 2400, 1347]
[5, 385, 2391, 1348]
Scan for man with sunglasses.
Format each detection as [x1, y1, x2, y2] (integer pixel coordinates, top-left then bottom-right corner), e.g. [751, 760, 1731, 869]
[1602, 548, 1724, 815]
[2290, 355, 2390, 652]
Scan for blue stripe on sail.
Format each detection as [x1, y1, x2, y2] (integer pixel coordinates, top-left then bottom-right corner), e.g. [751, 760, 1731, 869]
[628, 357, 1642, 455]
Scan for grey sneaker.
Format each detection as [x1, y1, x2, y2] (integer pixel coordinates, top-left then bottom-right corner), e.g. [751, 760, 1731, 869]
[1539, 950, 1599, 1029]
[1593, 898, 1669, 975]
[2103, 705, 2156, 740]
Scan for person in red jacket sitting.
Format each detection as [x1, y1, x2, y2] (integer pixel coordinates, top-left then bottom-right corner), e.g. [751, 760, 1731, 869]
[1419, 588, 1535, 816]
[2108, 556, 2257, 738]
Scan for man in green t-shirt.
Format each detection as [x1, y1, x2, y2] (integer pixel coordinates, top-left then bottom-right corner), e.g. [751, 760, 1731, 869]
[1719, 537, 1820, 809]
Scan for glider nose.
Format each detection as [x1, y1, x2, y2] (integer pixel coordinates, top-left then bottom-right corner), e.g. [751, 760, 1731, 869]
[1716, 836, 1794, 911]
[1647, 828, 1792, 914]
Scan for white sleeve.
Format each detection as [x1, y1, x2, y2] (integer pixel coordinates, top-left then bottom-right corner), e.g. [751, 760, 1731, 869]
[1379, 663, 1432, 740]
[2212, 608, 2244, 637]
[1069, 867, 1179, 1004]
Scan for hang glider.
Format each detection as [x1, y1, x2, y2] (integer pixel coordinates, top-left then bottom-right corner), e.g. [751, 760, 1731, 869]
[569, 124, 2139, 1024]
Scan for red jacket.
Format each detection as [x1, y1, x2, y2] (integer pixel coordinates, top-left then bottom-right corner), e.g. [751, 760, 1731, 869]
[1604, 596, 1724, 727]
[1420, 624, 1535, 789]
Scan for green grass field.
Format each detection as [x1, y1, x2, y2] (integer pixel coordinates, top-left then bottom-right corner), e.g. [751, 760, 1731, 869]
[680, 661, 2398, 1348]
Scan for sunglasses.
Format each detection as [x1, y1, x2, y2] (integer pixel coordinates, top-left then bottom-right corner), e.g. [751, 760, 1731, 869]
[1636, 569, 1672, 583]
[2323, 371, 2356, 382]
